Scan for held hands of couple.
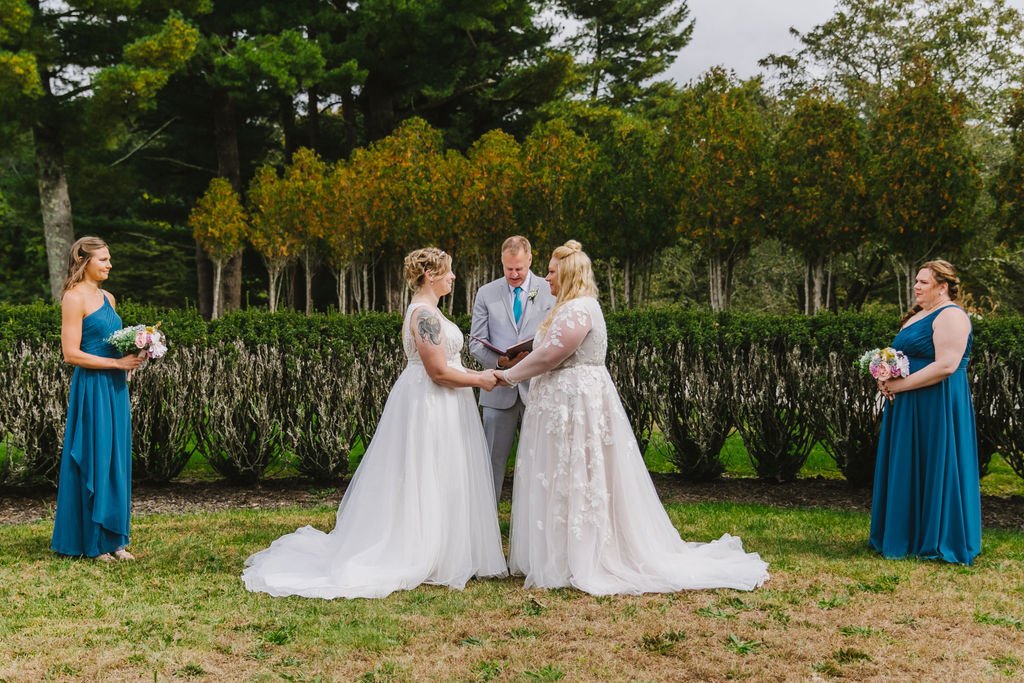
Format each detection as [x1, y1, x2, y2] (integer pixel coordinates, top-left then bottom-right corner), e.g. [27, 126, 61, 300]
[478, 369, 499, 392]
[476, 368, 515, 389]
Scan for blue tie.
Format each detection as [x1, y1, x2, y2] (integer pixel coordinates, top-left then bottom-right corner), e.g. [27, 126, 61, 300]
[513, 286, 523, 324]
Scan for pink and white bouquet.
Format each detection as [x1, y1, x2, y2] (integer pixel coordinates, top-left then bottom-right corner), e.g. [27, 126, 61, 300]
[106, 323, 168, 361]
[857, 347, 909, 380]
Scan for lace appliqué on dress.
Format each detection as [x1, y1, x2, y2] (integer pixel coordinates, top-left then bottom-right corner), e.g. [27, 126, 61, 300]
[526, 298, 613, 543]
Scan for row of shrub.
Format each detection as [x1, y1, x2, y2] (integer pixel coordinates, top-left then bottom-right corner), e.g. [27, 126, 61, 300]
[1, 305, 1022, 489]
[5, 302, 1024, 356]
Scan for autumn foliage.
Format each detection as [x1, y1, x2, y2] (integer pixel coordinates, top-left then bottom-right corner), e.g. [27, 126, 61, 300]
[189, 70, 987, 316]
[188, 178, 247, 319]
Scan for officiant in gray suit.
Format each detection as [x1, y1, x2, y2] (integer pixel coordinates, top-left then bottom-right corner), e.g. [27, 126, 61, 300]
[470, 236, 555, 503]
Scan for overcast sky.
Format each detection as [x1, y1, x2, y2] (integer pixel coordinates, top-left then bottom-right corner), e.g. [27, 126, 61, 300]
[666, 0, 1024, 85]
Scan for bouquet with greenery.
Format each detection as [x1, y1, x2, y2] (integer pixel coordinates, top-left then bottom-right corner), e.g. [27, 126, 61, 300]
[107, 323, 168, 361]
[857, 347, 909, 380]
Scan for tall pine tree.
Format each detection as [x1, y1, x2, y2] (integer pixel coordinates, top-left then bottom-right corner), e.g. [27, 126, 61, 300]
[0, 0, 202, 300]
[559, 0, 693, 105]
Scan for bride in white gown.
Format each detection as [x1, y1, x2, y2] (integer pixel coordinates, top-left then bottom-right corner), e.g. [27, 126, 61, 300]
[243, 248, 508, 599]
[498, 241, 769, 595]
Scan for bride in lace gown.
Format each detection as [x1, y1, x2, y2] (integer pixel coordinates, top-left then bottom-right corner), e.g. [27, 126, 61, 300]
[243, 248, 508, 599]
[498, 241, 769, 595]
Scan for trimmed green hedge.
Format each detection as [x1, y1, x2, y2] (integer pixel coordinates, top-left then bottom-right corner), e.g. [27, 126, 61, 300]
[2, 304, 1022, 490]
[5, 303, 1024, 357]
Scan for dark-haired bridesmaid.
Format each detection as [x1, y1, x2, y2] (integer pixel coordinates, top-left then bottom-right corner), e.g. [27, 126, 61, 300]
[51, 236, 146, 562]
[870, 259, 981, 565]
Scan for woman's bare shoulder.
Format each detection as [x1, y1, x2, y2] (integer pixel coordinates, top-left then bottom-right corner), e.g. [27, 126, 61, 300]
[61, 288, 86, 310]
[934, 305, 971, 333]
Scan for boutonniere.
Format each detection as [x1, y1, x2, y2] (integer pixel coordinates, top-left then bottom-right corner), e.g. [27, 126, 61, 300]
[528, 289, 538, 302]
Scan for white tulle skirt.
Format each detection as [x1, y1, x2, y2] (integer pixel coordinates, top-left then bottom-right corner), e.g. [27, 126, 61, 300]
[242, 363, 508, 599]
[509, 364, 769, 595]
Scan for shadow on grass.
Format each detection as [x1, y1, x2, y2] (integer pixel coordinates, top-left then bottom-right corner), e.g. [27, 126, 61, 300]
[1, 531, 57, 561]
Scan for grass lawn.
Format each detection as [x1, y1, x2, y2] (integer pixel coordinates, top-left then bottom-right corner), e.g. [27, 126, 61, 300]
[2, 502, 1023, 682]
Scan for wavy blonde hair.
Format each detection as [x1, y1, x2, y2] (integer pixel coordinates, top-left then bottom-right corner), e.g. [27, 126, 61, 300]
[538, 240, 598, 335]
[62, 236, 109, 294]
[403, 247, 451, 291]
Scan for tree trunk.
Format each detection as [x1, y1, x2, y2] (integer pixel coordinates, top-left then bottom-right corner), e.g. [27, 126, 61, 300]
[334, 266, 347, 314]
[194, 243, 212, 318]
[214, 89, 242, 191]
[221, 252, 243, 314]
[281, 94, 298, 162]
[807, 255, 827, 315]
[212, 88, 242, 315]
[289, 264, 303, 312]
[845, 255, 887, 310]
[362, 263, 371, 311]
[350, 263, 362, 312]
[267, 261, 283, 313]
[464, 263, 475, 314]
[369, 262, 376, 311]
[385, 266, 394, 313]
[32, 121, 75, 302]
[308, 87, 321, 151]
[892, 257, 915, 313]
[825, 259, 833, 312]
[723, 256, 735, 310]
[904, 261, 915, 311]
[623, 256, 632, 308]
[633, 257, 648, 308]
[708, 254, 736, 312]
[363, 72, 395, 142]
[212, 260, 223, 319]
[708, 257, 723, 312]
[812, 258, 825, 315]
[803, 264, 812, 315]
[606, 266, 616, 311]
[895, 266, 904, 312]
[647, 262, 655, 305]
[302, 249, 315, 315]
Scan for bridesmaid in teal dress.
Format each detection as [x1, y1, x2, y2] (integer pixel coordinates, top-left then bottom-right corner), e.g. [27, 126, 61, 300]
[51, 236, 146, 562]
[870, 260, 981, 565]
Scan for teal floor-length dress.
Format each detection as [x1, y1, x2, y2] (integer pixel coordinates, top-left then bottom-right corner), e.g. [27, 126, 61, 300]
[51, 295, 132, 557]
[869, 304, 981, 565]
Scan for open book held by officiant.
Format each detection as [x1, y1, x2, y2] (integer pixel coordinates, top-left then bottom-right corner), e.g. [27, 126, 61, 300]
[470, 336, 534, 358]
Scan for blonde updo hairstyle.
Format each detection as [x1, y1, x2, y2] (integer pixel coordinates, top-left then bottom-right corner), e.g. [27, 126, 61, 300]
[403, 247, 451, 291]
[62, 236, 109, 294]
[899, 259, 962, 326]
[538, 240, 598, 335]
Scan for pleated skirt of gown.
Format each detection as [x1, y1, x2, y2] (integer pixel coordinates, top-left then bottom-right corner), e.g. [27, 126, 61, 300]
[51, 298, 132, 558]
[242, 362, 508, 599]
[869, 368, 982, 565]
